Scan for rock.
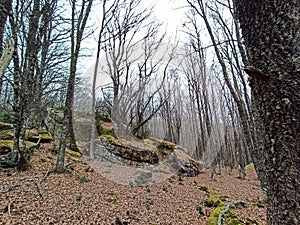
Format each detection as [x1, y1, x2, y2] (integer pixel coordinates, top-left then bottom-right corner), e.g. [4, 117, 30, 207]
[0, 129, 14, 140]
[0, 140, 13, 155]
[0, 122, 13, 131]
[89, 134, 202, 177]
[26, 129, 54, 143]
[66, 149, 82, 158]
[134, 168, 153, 186]
[172, 149, 202, 177]
[0, 140, 38, 155]
[99, 135, 159, 164]
[44, 108, 64, 137]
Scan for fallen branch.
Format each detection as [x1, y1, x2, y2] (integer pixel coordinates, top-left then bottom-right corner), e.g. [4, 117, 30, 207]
[36, 169, 52, 197]
[2, 181, 20, 193]
[217, 200, 247, 225]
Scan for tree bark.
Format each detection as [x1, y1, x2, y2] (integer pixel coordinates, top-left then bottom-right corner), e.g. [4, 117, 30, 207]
[234, 1, 300, 224]
[0, 0, 12, 94]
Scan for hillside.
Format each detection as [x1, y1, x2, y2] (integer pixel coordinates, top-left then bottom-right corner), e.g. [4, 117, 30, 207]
[0, 142, 266, 225]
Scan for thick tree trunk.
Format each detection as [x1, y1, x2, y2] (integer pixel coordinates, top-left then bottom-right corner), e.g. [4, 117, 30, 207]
[234, 1, 300, 224]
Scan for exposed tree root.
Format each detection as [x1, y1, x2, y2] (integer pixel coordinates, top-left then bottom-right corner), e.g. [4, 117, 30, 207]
[36, 169, 52, 197]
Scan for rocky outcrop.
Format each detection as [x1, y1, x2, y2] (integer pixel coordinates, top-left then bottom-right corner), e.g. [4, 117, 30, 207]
[90, 135, 203, 177]
[44, 108, 64, 138]
[0, 122, 53, 160]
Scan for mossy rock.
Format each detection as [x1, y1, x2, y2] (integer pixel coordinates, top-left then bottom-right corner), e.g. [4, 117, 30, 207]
[25, 129, 54, 143]
[0, 140, 38, 154]
[66, 149, 82, 158]
[134, 168, 153, 186]
[0, 140, 13, 154]
[0, 122, 13, 130]
[246, 163, 255, 169]
[157, 140, 176, 150]
[98, 127, 115, 136]
[0, 129, 14, 140]
[99, 134, 119, 144]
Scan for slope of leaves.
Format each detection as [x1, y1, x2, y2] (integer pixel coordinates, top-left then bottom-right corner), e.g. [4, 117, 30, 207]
[0, 144, 266, 225]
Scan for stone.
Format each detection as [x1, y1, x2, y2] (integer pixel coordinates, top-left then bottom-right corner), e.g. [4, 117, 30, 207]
[134, 168, 153, 186]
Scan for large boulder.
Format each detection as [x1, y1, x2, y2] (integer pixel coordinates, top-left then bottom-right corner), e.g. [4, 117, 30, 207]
[26, 129, 54, 143]
[44, 108, 64, 137]
[91, 135, 203, 177]
[98, 135, 159, 164]
[0, 140, 38, 156]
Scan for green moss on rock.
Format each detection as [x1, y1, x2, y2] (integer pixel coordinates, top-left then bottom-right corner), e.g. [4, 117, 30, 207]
[0, 130, 14, 140]
[26, 129, 54, 143]
[0, 122, 13, 130]
[66, 149, 82, 158]
[98, 127, 115, 136]
[0, 140, 38, 153]
[99, 134, 119, 144]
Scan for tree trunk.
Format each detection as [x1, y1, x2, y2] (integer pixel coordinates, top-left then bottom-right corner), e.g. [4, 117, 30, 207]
[55, 0, 93, 172]
[0, 0, 12, 94]
[234, 1, 300, 224]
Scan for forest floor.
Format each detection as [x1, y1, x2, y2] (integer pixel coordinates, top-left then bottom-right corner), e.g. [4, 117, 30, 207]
[0, 143, 266, 225]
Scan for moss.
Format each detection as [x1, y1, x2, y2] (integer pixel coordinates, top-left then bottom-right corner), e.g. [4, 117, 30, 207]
[66, 149, 82, 158]
[246, 163, 255, 169]
[98, 127, 115, 136]
[38, 130, 54, 142]
[0, 121, 13, 129]
[0, 130, 14, 140]
[99, 134, 119, 144]
[207, 204, 226, 225]
[0, 140, 37, 151]
[229, 219, 243, 225]
[108, 195, 118, 203]
[204, 195, 224, 207]
[26, 129, 54, 143]
[0, 140, 14, 152]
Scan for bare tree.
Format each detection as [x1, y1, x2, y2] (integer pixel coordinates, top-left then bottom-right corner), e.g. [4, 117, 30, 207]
[6, 0, 66, 170]
[100, 0, 173, 139]
[186, 0, 266, 188]
[55, 0, 93, 173]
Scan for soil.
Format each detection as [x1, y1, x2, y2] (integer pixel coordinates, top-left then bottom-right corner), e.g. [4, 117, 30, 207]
[0, 143, 267, 225]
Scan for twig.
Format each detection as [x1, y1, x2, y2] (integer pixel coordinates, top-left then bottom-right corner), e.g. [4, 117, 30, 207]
[8, 203, 11, 216]
[2, 181, 20, 193]
[36, 169, 52, 197]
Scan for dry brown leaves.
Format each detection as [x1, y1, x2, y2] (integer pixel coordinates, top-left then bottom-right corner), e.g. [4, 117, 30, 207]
[0, 144, 266, 225]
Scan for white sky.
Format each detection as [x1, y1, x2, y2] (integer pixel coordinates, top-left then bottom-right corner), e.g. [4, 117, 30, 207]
[80, 0, 189, 81]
